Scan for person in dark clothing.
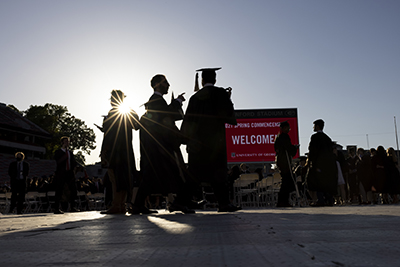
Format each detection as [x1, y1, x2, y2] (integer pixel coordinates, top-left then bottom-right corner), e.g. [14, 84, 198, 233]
[228, 165, 241, 202]
[274, 121, 299, 207]
[100, 90, 140, 214]
[306, 119, 337, 206]
[130, 74, 193, 214]
[8, 152, 29, 214]
[53, 137, 79, 214]
[371, 146, 387, 196]
[385, 147, 400, 203]
[347, 148, 359, 203]
[356, 148, 373, 204]
[294, 156, 310, 201]
[181, 67, 240, 212]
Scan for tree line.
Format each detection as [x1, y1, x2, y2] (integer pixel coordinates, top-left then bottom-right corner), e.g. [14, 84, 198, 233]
[8, 103, 96, 165]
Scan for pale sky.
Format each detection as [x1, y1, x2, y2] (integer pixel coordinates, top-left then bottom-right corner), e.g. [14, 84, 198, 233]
[1, 0, 399, 165]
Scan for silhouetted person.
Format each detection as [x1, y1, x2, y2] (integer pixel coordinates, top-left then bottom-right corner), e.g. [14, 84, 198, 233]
[53, 136, 79, 214]
[228, 165, 241, 202]
[306, 119, 337, 206]
[385, 147, 400, 203]
[371, 146, 387, 197]
[240, 163, 250, 174]
[101, 90, 140, 214]
[274, 121, 299, 207]
[181, 67, 240, 212]
[294, 156, 309, 199]
[347, 148, 359, 203]
[8, 152, 29, 214]
[131, 74, 192, 214]
[356, 148, 373, 204]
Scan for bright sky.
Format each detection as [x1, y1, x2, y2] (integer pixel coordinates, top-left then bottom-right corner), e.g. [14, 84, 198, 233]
[1, 1, 399, 165]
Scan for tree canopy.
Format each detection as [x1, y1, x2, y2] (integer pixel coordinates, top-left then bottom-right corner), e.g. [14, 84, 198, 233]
[24, 103, 96, 165]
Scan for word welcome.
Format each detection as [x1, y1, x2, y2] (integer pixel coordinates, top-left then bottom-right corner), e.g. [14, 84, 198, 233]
[231, 134, 277, 145]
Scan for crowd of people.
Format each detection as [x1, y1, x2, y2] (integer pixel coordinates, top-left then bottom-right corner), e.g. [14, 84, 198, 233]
[4, 67, 240, 215]
[270, 119, 400, 207]
[4, 68, 400, 215]
[98, 68, 240, 215]
[3, 160, 107, 214]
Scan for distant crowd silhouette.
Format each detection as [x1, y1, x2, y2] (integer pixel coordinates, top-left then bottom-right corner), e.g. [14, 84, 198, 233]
[3, 68, 400, 215]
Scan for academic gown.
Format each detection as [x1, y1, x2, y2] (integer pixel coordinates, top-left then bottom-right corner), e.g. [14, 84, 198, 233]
[306, 131, 337, 195]
[139, 94, 185, 195]
[101, 107, 139, 191]
[356, 154, 373, 192]
[274, 132, 297, 174]
[370, 154, 386, 193]
[384, 158, 400, 194]
[181, 85, 237, 183]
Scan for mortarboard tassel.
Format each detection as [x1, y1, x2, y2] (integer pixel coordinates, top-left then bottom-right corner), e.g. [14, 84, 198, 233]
[194, 73, 200, 92]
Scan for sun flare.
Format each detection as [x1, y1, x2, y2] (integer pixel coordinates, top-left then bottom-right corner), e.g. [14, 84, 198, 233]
[118, 101, 131, 115]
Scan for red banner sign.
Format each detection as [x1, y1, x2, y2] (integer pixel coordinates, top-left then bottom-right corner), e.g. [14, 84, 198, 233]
[226, 109, 299, 163]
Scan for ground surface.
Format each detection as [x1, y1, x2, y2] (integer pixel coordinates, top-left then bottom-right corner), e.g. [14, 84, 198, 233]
[1, 206, 399, 267]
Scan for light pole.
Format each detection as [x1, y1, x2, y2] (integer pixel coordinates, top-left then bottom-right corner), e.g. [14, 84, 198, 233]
[395, 116, 400, 161]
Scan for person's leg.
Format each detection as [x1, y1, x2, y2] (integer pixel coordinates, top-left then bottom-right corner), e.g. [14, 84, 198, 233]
[359, 182, 367, 203]
[66, 172, 78, 210]
[16, 181, 26, 214]
[277, 172, 294, 206]
[54, 174, 66, 213]
[211, 168, 240, 212]
[101, 169, 126, 214]
[339, 184, 347, 204]
[9, 182, 17, 213]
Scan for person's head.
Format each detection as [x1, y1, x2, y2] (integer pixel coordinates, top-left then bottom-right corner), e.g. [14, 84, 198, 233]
[201, 70, 217, 86]
[387, 147, 394, 155]
[60, 136, 70, 148]
[313, 119, 324, 131]
[377, 146, 386, 157]
[15, 152, 25, 161]
[151, 74, 170, 95]
[370, 148, 377, 156]
[357, 148, 365, 156]
[240, 163, 247, 171]
[348, 148, 355, 156]
[110, 90, 125, 108]
[279, 121, 290, 133]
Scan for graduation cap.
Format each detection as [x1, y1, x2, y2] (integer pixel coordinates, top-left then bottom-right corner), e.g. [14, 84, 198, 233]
[194, 67, 221, 91]
[196, 67, 221, 73]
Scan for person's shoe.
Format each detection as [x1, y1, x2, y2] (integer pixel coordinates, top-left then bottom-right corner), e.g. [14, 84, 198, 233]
[54, 209, 64, 214]
[100, 206, 126, 214]
[70, 207, 80, 212]
[218, 204, 241, 212]
[128, 206, 158, 215]
[168, 203, 195, 214]
[276, 203, 292, 208]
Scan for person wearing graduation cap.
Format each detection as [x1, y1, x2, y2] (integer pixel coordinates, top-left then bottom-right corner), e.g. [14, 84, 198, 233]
[274, 121, 299, 207]
[181, 67, 240, 212]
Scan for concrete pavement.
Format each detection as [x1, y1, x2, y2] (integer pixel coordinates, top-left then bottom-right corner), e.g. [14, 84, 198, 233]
[1, 206, 400, 267]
